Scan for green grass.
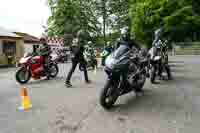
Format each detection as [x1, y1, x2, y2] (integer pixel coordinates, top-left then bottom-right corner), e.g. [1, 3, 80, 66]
[176, 49, 200, 55]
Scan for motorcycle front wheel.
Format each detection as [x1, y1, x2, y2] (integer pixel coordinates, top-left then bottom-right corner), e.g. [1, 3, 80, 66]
[135, 72, 146, 90]
[16, 67, 31, 84]
[100, 80, 119, 110]
[150, 66, 156, 83]
[49, 63, 59, 78]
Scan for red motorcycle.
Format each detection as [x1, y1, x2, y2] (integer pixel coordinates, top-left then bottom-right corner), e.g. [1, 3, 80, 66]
[16, 54, 59, 84]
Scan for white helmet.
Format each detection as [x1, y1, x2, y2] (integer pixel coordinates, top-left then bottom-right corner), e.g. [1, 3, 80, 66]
[88, 41, 92, 45]
[72, 38, 78, 46]
[120, 26, 130, 41]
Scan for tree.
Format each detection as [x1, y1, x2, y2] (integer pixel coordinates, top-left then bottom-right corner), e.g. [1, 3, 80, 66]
[93, 0, 130, 46]
[47, 0, 131, 46]
[47, 0, 101, 46]
[129, 0, 200, 47]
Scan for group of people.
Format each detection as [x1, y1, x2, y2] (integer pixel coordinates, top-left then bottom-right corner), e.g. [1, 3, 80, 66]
[65, 27, 139, 87]
[37, 26, 171, 87]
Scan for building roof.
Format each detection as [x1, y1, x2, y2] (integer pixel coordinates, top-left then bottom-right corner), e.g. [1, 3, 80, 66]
[14, 32, 40, 44]
[0, 27, 21, 38]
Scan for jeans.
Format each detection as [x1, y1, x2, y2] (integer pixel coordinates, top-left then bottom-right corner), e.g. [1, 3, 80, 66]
[66, 59, 89, 83]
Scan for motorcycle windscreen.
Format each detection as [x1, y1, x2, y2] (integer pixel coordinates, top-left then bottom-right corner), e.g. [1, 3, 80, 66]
[105, 45, 130, 70]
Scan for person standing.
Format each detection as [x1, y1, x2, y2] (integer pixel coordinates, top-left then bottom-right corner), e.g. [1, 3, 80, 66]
[65, 30, 91, 87]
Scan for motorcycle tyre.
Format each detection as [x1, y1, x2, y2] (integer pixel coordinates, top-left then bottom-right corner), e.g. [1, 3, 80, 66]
[49, 64, 59, 78]
[16, 67, 31, 84]
[150, 66, 156, 83]
[100, 80, 119, 110]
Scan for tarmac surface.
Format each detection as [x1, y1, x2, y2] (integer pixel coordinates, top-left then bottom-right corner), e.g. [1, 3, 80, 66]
[0, 56, 200, 133]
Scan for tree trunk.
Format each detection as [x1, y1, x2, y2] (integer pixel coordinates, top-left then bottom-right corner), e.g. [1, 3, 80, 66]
[102, 0, 107, 46]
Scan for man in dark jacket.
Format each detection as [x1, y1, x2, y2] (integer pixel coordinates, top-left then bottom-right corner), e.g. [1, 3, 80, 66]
[65, 30, 91, 87]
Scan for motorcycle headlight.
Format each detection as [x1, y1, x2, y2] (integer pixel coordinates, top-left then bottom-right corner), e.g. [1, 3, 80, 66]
[154, 56, 161, 61]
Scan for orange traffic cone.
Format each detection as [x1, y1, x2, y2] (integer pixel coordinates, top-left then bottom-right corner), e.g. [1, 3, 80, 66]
[18, 87, 32, 111]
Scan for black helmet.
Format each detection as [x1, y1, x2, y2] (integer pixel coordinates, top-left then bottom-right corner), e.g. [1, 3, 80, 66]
[77, 29, 90, 41]
[120, 26, 130, 41]
[40, 37, 47, 44]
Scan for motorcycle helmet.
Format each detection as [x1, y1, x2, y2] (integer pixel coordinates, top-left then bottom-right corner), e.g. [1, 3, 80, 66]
[40, 37, 47, 44]
[72, 38, 78, 46]
[120, 26, 130, 41]
[154, 28, 163, 40]
[77, 29, 90, 41]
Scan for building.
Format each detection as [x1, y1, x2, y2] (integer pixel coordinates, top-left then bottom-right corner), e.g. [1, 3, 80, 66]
[14, 32, 41, 54]
[0, 27, 24, 65]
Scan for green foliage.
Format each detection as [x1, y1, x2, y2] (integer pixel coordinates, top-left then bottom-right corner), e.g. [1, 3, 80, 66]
[129, 0, 200, 47]
[47, 0, 130, 46]
[47, 0, 101, 46]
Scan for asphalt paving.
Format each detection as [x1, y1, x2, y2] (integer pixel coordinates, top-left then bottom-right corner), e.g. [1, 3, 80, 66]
[0, 56, 200, 133]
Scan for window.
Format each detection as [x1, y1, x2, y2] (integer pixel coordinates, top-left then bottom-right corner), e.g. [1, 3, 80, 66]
[3, 41, 16, 56]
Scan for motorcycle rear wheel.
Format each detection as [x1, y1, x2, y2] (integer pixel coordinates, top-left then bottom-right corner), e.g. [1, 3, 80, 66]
[16, 67, 31, 84]
[100, 80, 119, 110]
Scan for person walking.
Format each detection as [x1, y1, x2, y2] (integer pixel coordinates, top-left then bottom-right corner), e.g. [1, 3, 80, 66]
[65, 30, 91, 87]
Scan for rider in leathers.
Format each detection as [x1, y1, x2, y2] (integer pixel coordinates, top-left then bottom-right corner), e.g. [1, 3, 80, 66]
[150, 28, 172, 80]
[117, 27, 144, 94]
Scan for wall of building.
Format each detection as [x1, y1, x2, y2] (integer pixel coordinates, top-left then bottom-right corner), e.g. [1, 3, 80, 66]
[24, 43, 33, 54]
[15, 39, 24, 63]
[0, 37, 25, 65]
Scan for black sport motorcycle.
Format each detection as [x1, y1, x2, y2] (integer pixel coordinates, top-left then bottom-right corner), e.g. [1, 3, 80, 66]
[100, 45, 148, 109]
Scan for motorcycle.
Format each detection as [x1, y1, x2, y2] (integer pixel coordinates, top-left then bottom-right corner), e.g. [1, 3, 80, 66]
[55, 49, 71, 63]
[149, 53, 162, 83]
[160, 40, 172, 80]
[79, 48, 98, 71]
[16, 53, 59, 84]
[148, 40, 171, 83]
[100, 45, 148, 109]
